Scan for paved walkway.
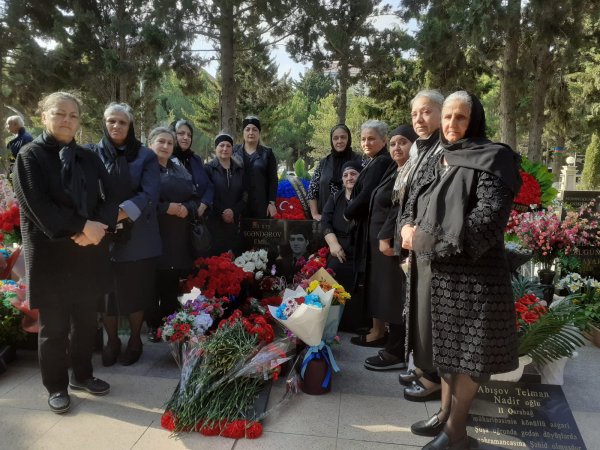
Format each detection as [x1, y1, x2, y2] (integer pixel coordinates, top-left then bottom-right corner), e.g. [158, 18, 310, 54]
[1, 333, 599, 450]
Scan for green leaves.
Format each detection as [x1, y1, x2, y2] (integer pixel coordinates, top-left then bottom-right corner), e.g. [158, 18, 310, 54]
[520, 157, 558, 207]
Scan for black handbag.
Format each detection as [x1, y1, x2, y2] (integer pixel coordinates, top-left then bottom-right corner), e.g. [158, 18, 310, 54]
[191, 218, 211, 256]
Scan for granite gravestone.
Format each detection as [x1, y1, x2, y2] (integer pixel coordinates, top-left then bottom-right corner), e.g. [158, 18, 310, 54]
[468, 381, 586, 450]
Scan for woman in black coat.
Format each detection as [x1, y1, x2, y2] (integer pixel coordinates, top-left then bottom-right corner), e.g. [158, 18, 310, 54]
[206, 133, 247, 255]
[344, 120, 392, 337]
[360, 125, 417, 369]
[171, 119, 214, 224]
[13, 92, 118, 414]
[401, 92, 521, 450]
[146, 127, 201, 341]
[308, 124, 363, 220]
[233, 116, 277, 219]
[321, 160, 362, 330]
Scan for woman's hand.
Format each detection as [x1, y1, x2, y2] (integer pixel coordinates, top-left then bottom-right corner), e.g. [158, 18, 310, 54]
[312, 212, 322, 221]
[117, 208, 129, 222]
[177, 204, 189, 218]
[222, 208, 234, 223]
[82, 220, 108, 245]
[197, 203, 208, 218]
[267, 203, 277, 217]
[71, 232, 93, 246]
[329, 242, 346, 263]
[401, 224, 416, 250]
[379, 239, 394, 256]
[167, 203, 180, 216]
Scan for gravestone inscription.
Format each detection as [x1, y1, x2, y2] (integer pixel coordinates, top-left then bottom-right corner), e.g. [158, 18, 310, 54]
[468, 381, 586, 449]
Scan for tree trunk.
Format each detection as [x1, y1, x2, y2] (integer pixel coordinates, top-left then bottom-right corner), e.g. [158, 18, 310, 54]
[219, 0, 236, 136]
[499, 0, 520, 151]
[527, 41, 553, 163]
[551, 135, 566, 181]
[116, 0, 128, 103]
[336, 58, 349, 124]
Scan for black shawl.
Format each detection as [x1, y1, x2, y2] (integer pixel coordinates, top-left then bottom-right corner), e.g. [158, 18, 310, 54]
[412, 93, 521, 260]
[329, 124, 354, 188]
[171, 119, 194, 166]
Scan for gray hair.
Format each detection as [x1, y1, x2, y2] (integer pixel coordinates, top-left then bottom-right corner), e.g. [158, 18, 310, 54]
[361, 120, 388, 139]
[6, 115, 24, 127]
[443, 91, 472, 112]
[38, 91, 83, 115]
[410, 89, 444, 109]
[103, 102, 134, 124]
[147, 126, 176, 145]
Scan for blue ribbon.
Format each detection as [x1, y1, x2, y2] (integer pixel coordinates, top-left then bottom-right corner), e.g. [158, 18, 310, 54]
[300, 341, 340, 388]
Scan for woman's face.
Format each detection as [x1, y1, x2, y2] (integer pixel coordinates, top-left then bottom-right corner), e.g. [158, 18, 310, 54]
[442, 99, 471, 143]
[342, 169, 360, 190]
[105, 111, 130, 146]
[150, 132, 174, 165]
[216, 141, 232, 160]
[360, 128, 386, 158]
[331, 128, 349, 152]
[41, 100, 80, 144]
[389, 134, 412, 166]
[243, 124, 260, 146]
[176, 124, 192, 151]
[411, 97, 441, 139]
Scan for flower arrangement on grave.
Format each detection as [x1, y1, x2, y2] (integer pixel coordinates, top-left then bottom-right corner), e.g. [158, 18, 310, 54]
[511, 276, 585, 364]
[185, 253, 253, 299]
[0, 175, 21, 246]
[513, 157, 557, 210]
[234, 249, 269, 280]
[557, 273, 600, 295]
[273, 160, 311, 220]
[159, 297, 222, 344]
[0, 280, 26, 346]
[294, 247, 333, 284]
[161, 310, 295, 439]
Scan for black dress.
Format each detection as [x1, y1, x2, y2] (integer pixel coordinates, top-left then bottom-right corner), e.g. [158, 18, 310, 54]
[321, 190, 357, 330]
[205, 158, 247, 255]
[366, 163, 405, 324]
[233, 144, 277, 219]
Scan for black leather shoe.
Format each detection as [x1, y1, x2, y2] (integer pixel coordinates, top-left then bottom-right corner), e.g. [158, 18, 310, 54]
[422, 432, 474, 450]
[411, 410, 446, 436]
[69, 376, 110, 395]
[364, 350, 407, 371]
[48, 391, 70, 414]
[350, 332, 388, 348]
[399, 368, 421, 386]
[102, 338, 122, 367]
[404, 379, 442, 402]
[119, 345, 143, 366]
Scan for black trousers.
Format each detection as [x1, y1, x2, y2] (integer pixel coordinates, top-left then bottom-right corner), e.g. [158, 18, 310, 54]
[385, 322, 406, 359]
[146, 268, 183, 329]
[38, 299, 97, 394]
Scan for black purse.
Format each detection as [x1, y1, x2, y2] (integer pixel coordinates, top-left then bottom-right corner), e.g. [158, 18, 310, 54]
[191, 218, 211, 257]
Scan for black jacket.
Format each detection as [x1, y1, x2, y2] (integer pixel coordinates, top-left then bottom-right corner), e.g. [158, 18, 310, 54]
[233, 144, 277, 219]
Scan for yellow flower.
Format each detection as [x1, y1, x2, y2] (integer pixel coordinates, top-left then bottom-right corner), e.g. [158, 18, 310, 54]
[307, 280, 320, 293]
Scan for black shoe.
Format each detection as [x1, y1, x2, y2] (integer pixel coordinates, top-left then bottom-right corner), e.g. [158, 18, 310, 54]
[69, 376, 110, 395]
[48, 391, 70, 414]
[102, 338, 122, 367]
[422, 432, 475, 450]
[364, 350, 407, 371]
[147, 327, 161, 343]
[119, 345, 143, 366]
[404, 379, 442, 402]
[350, 332, 388, 348]
[411, 410, 446, 437]
[399, 368, 421, 386]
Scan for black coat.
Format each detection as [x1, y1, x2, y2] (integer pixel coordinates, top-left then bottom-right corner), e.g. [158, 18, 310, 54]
[13, 136, 118, 308]
[344, 149, 393, 272]
[365, 162, 405, 323]
[205, 157, 247, 255]
[157, 161, 201, 270]
[233, 144, 277, 219]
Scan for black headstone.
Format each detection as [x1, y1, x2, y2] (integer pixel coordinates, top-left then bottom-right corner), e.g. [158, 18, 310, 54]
[468, 381, 587, 450]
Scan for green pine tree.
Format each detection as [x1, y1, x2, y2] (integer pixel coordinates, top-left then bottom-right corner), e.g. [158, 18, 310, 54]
[581, 133, 600, 189]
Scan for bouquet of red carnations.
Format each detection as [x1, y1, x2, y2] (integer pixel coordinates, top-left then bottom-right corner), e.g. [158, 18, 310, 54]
[186, 253, 253, 298]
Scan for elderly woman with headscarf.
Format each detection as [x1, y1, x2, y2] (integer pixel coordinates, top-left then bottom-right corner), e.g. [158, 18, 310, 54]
[400, 91, 521, 450]
[206, 132, 248, 255]
[308, 124, 363, 220]
[171, 119, 214, 227]
[13, 92, 118, 413]
[360, 124, 418, 369]
[145, 126, 202, 342]
[233, 116, 277, 219]
[343, 120, 392, 337]
[89, 103, 161, 367]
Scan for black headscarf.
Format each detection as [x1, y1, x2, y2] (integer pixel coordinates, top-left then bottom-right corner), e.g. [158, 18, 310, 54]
[100, 121, 141, 203]
[390, 124, 418, 143]
[412, 91, 522, 261]
[39, 131, 88, 217]
[330, 124, 354, 185]
[171, 119, 194, 166]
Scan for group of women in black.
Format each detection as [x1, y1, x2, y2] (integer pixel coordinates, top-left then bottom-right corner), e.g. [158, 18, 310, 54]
[16, 89, 521, 450]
